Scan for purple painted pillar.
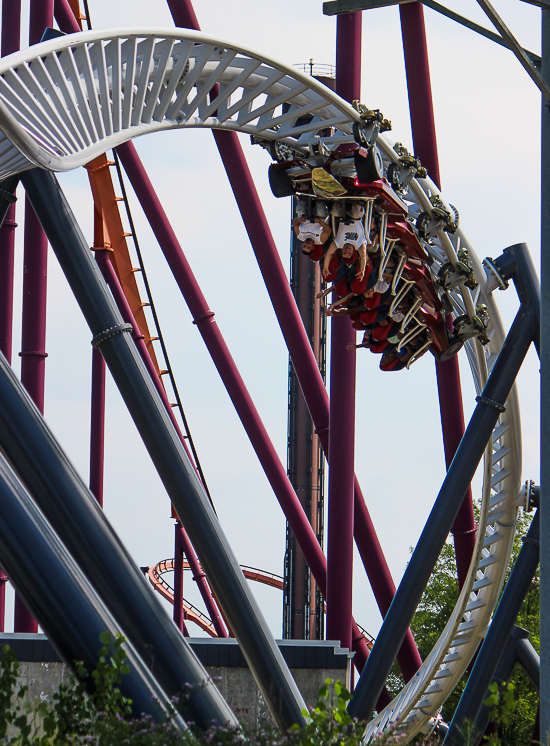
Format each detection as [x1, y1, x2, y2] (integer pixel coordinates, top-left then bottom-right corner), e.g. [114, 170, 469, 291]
[399, 3, 440, 188]
[173, 522, 184, 633]
[325, 12, 362, 650]
[173, 524, 190, 637]
[53, 0, 79, 32]
[14, 0, 54, 633]
[89, 208, 108, 507]
[0, 0, 21, 634]
[52, 0, 420, 683]
[177, 523, 229, 638]
[19, 204, 48, 415]
[89, 347, 105, 506]
[400, 2, 476, 589]
[29, 0, 54, 45]
[0, 204, 17, 362]
[114, 142, 375, 672]
[335, 13, 362, 103]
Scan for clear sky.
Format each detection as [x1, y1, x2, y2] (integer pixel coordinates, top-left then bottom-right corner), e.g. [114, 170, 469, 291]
[2, 0, 543, 643]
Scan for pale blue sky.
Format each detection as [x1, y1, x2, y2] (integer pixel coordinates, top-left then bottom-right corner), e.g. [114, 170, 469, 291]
[2, 0, 542, 641]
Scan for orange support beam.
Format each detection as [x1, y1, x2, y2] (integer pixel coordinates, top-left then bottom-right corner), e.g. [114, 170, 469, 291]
[85, 154, 162, 377]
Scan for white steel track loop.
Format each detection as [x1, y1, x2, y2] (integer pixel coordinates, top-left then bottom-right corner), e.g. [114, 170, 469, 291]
[0, 28, 362, 178]
[0, 28, 523, 744]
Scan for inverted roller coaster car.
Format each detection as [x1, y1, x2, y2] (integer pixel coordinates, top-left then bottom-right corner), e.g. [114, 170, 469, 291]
[257, 119, 471, 368]
[266, 144, 394, 201]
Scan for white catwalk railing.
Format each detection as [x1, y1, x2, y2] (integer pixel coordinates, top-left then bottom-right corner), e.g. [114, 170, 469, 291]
[0, 29, 523, 744]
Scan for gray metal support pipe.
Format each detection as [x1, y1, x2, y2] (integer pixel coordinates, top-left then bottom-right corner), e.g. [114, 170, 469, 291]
[443, 510, 540, 745]
[0, 450, 186, 729]
[19, 167, 306, 732]
[517, 637, 540, 691]
[0, 349, 236, 728]
[348, 304, 536, 721]
[504, 243, 541, 354]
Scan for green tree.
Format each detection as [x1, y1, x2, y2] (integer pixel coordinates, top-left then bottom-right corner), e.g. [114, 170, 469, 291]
[404, 508, 539, 744]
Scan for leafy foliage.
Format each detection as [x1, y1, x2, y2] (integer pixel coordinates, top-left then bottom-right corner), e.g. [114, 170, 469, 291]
[0, 633, 184, 745]
[0, 628, 537, 746]
[289, 678, 365, 746]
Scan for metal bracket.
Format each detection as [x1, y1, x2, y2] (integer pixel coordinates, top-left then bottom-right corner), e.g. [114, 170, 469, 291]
[522, 536, 541, 548]
[475, 395, 506, 413]
[192, 311, 216, 325]
[0, 187, 16, 204]
[91, 322, 133, 348]
[483, 256, 511, 292]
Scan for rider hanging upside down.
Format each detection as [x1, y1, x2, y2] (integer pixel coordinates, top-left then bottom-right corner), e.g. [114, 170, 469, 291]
[292, 204, 332, 262]
[321, 202, 368, 284]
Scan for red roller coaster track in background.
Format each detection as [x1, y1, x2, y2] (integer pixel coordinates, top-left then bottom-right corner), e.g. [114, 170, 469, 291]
[147, 558, 375, 647]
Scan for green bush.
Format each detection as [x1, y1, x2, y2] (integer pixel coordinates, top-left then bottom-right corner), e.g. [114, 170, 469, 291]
[0, 634, 530, 746]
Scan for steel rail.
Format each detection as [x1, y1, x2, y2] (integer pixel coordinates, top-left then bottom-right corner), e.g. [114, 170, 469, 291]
[358, 137, 522, 742]
[0, 28, 362, 179]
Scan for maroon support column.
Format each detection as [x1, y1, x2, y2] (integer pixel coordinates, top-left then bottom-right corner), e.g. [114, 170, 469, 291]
[173, 525, 191, 637]
[0, 203, 17, 362]
[14, 0, 54, 633]
[115, 141, 376, 673]
[89, 348, 106, 506]
[89, 209, 108, 507]
[0, 0, 21, 634]
[54, 0, 419, 678]
[19, 205, 48, 415]
[173, 522, 184, 633]
[400, 2, 476, 588]
[177, 523, 228, 638]
[326, 12, 362, 650]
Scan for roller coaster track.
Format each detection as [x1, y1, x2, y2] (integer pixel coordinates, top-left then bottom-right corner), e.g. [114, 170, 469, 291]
[148, 559, 376, 648]
[0, 29, 522, 742]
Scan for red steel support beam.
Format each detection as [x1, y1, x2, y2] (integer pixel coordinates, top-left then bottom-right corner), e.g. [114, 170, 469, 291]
[0, 0, 21, 634]
[163, 0, 421, 678]
[89, 347, 105, 506]
[177, 523, 229, 638]
[173, 525, 191, 637]
[325, 11, 362, 650]
[95, 249, 225, 639]
[20, 205, 48, 416]
[15, 0, 54, 634]
[89, 207, 108, 506]
[400, 2, 476, 588]
[52, 0, 417, 683]
[55, 0, 420, 680]
[173, 522, 185, 633]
